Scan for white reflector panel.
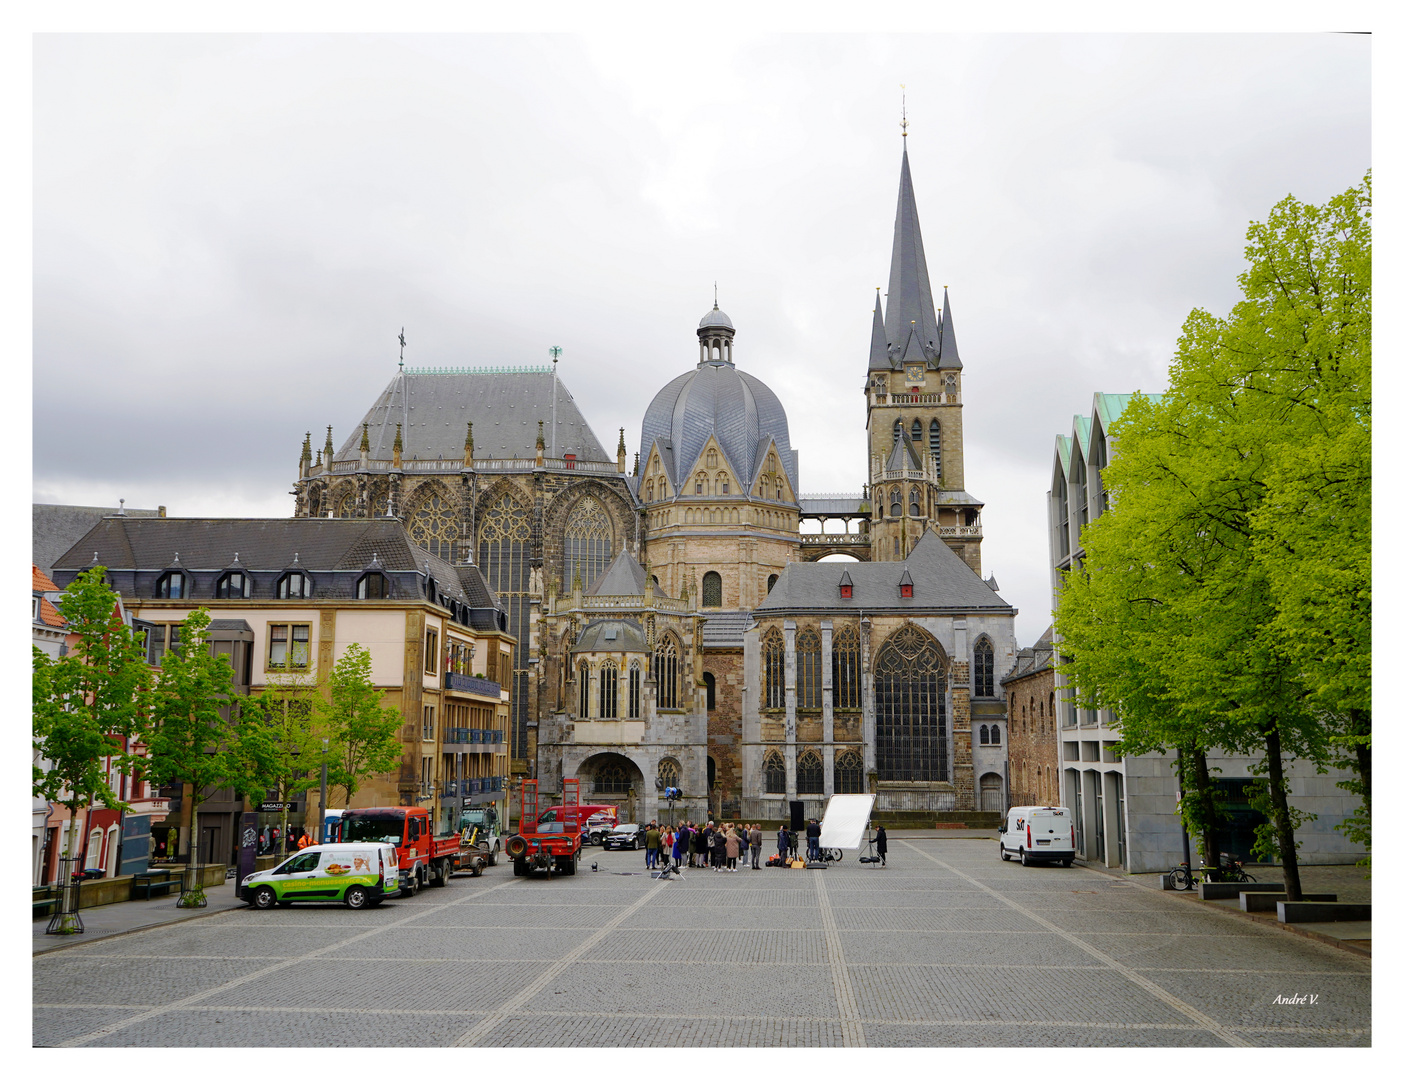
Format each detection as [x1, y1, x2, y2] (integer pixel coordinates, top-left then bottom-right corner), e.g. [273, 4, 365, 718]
[818, 794, 876, 849]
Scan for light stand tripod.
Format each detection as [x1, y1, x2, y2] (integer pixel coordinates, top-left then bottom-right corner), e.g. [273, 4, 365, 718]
[858, 820, 883, 866]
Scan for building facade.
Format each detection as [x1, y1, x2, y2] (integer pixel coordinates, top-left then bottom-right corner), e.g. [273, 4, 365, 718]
[50, 516, 513, 866]
[1048, 393, 1366, 871]
[1001, 625, 1058, 809]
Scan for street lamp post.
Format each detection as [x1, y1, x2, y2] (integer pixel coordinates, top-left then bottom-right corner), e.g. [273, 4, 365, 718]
[319, 739, 329, 844]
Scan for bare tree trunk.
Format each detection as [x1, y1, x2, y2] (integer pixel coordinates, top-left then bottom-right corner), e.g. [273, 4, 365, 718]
[187, 802, 201, 896]
[1263, 726, 1302, 902]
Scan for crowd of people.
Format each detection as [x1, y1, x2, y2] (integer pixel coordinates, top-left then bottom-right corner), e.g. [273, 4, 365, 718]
[634, 820, 888, 870]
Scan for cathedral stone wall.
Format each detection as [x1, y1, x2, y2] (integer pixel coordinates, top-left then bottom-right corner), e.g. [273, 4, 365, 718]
[701, 648, 744, 816]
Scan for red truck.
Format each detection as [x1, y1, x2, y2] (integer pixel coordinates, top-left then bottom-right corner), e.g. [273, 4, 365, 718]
[504, 778, 583, 878]
[339, 806, 486, 895]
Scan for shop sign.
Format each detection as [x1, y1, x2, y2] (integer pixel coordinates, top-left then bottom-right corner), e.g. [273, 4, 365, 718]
[258, 802, 298, 813]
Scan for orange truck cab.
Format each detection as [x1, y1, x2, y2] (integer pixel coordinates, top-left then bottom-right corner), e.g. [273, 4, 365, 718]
[339, 806, 482, 895]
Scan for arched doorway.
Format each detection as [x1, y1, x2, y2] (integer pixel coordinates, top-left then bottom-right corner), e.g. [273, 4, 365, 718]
[579, 752, 646, 822]
[874, 625, 948, 782]
[979, 773, 1004, 813]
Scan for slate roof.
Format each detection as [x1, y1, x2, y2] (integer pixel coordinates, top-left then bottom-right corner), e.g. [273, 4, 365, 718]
[882, 148, 941, 368]
[1002, 624, 1055, 685]
[701, 610, 749, 648]
[572, 619, 649, 653]
[33, 504, 165, 577]
[48, 517, 503, 613]
[886, 430, 923, 473]
[755, 529, 1014, 615]
[336, 369, 611, 464]
[640, 350, 797, 493]
[587, 550, 652, 597]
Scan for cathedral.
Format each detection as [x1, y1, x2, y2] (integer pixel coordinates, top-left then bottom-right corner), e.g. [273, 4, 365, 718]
[292, 142, 1016, 823]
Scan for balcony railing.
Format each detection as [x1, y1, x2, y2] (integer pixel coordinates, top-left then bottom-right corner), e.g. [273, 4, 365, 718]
[312, 456, 619, 477]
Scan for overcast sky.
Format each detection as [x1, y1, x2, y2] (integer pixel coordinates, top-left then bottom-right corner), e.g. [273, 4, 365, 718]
[31, 32, 1371, 645]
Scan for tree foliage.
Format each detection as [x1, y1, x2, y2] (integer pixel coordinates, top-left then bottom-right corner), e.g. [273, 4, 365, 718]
[320, 643, 403, 808]
[1055, 175, 1370, 897]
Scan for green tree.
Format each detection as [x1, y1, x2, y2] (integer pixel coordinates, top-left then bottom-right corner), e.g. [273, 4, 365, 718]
[143, 608, 276, 901]
[1056, 174, 1370, 900]
[320, 643, 403, 809]
[247, 674, 328, 860]
[32, 568, 151, 930]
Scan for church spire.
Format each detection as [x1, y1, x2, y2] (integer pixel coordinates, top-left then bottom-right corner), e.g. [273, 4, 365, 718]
[883, 146, 940, 367]
[937, 285, 963, 370]
[867, 287, 889, 372]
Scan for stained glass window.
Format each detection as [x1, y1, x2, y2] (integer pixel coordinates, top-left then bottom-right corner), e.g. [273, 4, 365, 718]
[598, 661, 619, 719]
[832, 623, 861, 710]
[408, 490, 458, 561]
[834, 750, 863, 793]
[479, 494, 532, 756]
[875, 625, 948, 783]
[628, 661, 642, 718]
[654, 635, 679, 710]
[702, 571, 722, 608]
[797, 749, 823, 795]
[762, 627, 785, 710]
[563, 496, 613, 592]
[764, 751, 785, 794]
[974, 637, 995, 697]
[796, 628, 822, 711]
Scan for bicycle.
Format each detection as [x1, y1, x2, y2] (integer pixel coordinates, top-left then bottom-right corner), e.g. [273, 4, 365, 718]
[1168, 853, 1256, 891]
[818, 847, 843, 863]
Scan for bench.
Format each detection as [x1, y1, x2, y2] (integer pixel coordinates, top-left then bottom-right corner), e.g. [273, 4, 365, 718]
[132, 871, 182, 900]
[1197, 881, 1284, 901]
[33, 896, 57, 918]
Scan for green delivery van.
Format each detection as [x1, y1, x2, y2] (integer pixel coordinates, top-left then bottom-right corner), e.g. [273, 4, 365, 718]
[240, 842, 401, 910]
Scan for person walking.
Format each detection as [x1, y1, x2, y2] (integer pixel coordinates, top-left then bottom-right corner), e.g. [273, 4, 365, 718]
[644, 822, 660, 869]
[296, 830, 311, 851]
[724, 826, 740, 872]
[875, 824, 888, 867]
[806, 818, 821, 862]
[749, 823, 763, 868]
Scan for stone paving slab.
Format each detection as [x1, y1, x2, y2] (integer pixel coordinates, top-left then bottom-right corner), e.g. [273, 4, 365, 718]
[33, 956, 271, 1006]
[479, 1013, 847, 1047]
[1079, 931, 1369, 973]
[581, 927, 830, 965]
[1139, 970, 1371, 1032]
[840, 930, 1105, 967]
[862, 1020, 1228, 1048]
[524, 961, 841, 1017]
[83, 1008, 492, 1047]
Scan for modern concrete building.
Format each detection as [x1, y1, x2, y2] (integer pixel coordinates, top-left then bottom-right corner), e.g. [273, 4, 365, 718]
[1048, 393, 1366, 872]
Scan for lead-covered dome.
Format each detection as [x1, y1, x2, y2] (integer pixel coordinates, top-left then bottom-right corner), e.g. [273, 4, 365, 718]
[640, 311, 797, 492]
[698, 304, 734, 331]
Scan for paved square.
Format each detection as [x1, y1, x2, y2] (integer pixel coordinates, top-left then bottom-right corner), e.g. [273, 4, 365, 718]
[32, 837, 1370, 1047]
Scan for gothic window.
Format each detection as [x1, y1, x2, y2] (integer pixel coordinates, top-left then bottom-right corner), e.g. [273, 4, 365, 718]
[479, 493, 532, 757]
[155, 572, 186, 599]
[702, 571, 722, 608]
[407, 490, 458, 561]
[890, 489, 901, 517]
[646, 481, 654, 501]
[764, 751, 786, 794]
[832, 624, 861, 710]
[767, 574, 778, 594]
[706, 449, 717, 468]
[911, 492, 921, 517]
[215, 572, 249, 599]
[356, 573, 388, 599]
[277, 572, 310, 599]
[834, 750, 863, 794]
[762, 627, 785, 710]
[875, 625, 948, 783]
[654, 635, 679, 710]
[911, 419, 922, 443]
[330, 489, 354, 518]
[796, 628, 822, 711]
[695, 477, 704, 495]
[991, 724, 1001, 746]
[702, 672, 716, 710]
[577, 661, 590, 718]
[929, 420, 941, 479]
[974, 637, 995, 697]
[719, 473, 730, 494]
[892, 418, 902, 441]
[658, 757, 680, 790]
[628, 661, 642, 718]
[979, 724, 990, 745]
[797, 749, 823, 795]
[594, 758, 631, 794]
[598, 661, 619, 719]
[563, 496, 613, 593]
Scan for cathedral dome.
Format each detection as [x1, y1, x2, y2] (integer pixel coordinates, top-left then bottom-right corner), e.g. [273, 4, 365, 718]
[698, 304, 734, 331]
[640, 324, 797, 493]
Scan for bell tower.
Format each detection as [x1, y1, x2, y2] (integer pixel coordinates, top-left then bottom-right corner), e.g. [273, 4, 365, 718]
[864, 145, 983, 572]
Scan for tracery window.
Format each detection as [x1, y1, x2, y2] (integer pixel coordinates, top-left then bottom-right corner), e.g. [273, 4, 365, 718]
[706, 449, 717, 468]
[408, 489, 458, 561]
[834, 750, 863, 794]
[974, 637, 995, 697]
[875, 625, 948, 783]
[990, 724, 1001, 745]
[911, 492, 921, 517]
[890, 489, 902, 517]
[654, 635, 679, 710]
[658, 758, 680, 790]
[598, 661, 619, 719]
[627, 661, 642, 718]
[764, 751, 786, 794]
[796, 628, 822, 711]
[832, 624, 861, 709]
[911, 419, 922, 444]
[594, 759, 631, 794]
[577, 661, 590, 718]
[563, 496, 613, 593]
[479, 493, 532, 756]
[797, 749, 823, 795]
[702, 571, 722, 609]
[979, 724, 990, 745]
[762, 627, 785, 710]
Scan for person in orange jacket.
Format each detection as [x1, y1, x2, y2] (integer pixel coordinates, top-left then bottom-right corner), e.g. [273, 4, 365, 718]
[296, 831, 311, 850]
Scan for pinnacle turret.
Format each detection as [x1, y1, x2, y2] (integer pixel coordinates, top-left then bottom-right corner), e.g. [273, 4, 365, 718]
[882, 147, 940, 367]
[937, 285, 962, 370]
[867, 288, 889, 372]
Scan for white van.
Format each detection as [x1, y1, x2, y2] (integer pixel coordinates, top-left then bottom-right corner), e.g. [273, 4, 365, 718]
[240, 842, 401, 909]
[998, 806, 1075, 867]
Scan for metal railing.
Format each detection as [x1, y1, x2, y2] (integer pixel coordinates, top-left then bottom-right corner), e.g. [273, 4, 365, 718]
[446, 672, 502, 697]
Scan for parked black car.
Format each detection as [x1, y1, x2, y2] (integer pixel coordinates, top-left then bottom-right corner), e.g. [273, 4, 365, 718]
[602, 824, 642, 850]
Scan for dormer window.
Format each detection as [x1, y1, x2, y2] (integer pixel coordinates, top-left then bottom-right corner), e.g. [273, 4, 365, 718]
[215, 572, 249, 599]
[155, 571, 186, 599]
[357, 573, 389, 599]
[277, 572, 311, 599]
[898, 569, 914, 599]
[838, 570, 853, 600]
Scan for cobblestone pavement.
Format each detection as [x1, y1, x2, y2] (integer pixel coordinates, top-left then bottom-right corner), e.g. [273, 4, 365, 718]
[32, 837, 1369, 1047]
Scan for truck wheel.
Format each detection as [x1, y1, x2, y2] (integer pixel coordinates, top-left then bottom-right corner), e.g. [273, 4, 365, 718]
[405, 871, 420, 896]
[251, 886, 276, 910]
[344, 886, 368, 909]
[513, 859, 526, 877]
[1020, 849, 1032, 867]
[430, 859, 448, 887]
[1000, 845, 1010, 862]
[487, 845, 498, 867]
